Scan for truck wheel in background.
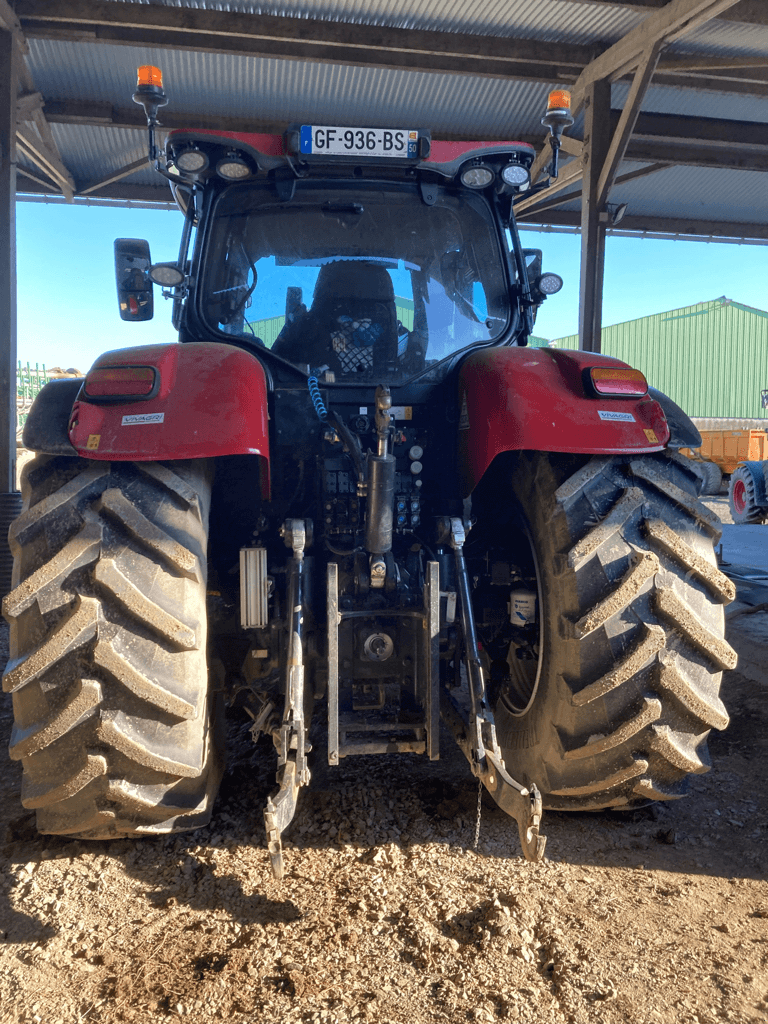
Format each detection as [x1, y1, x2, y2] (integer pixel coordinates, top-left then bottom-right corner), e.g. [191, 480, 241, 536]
[697, 460, 723, 496]
[2, 455, 223, 838]
[480, 450, 735, 811]
[729, 463, 768, 524]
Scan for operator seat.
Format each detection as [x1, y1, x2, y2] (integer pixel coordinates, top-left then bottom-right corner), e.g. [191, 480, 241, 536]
[272, 260, 401, 374]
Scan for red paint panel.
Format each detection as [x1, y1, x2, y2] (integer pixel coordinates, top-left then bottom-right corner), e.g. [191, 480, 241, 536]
[69, 343, 270, 494]
[458, 347, 670, 494]
[168, 128, 286, 156]
[167, 131, 536, 165]
[427, 140, 534, 163]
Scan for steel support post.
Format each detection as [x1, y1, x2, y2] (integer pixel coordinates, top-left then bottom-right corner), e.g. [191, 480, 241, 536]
[0, 29, 22, 597]
[1, 29, 17, 492]
[578, 79, 612, 353]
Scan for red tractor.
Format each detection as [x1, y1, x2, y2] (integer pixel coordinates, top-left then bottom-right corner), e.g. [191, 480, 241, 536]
[4, 71, 735, 875]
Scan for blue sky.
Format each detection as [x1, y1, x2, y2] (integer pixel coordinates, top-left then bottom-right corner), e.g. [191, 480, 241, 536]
[16, 200, 768, 373]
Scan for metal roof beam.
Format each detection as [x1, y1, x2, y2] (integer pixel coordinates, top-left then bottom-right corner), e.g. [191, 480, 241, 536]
[596, 42, 661, 206]
[5, 4, 76, 202]
[517, 162, 672, 217]
[79, 156, 150, 196]
[523, 208, 768, 240]
[568, 0, 742, 106]
[624, 139, 768, 168]
[44, 99, 288, 137]
[652, 67, 768, 94]
[629, 109, 768, 146]
[17, 163, 59, 191]
[18, 180, 171, 204]
[16, 89, 44, 119]
[0, 0, 22, 35]
[16, 124, 75, 199]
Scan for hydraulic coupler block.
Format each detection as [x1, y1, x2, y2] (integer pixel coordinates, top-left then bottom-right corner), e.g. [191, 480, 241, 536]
[240, 547, 269, 628]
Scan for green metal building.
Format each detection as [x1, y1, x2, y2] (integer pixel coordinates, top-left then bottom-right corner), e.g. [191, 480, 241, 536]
[549, 297, 768, 420]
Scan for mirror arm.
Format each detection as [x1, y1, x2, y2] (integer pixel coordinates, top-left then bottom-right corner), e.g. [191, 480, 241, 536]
[505, 205, 535, 339]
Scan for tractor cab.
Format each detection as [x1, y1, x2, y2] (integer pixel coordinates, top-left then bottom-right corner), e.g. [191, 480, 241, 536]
[119, 67, 566, 388]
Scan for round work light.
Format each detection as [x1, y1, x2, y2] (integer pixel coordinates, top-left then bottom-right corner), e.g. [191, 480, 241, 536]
[175, 146, 209, 174]
[537, 273, 564, 296]
[501, 163, 530, 187]
[149, 263, 185, 287]
[216, 152, 252, 180]
[460, 165, 494, 189]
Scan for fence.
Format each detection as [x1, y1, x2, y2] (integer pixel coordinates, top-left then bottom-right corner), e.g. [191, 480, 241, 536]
[17, 362, 50, 442]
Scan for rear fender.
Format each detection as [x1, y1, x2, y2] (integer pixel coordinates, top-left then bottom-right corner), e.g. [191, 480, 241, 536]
[458, 347, 670, 495]
[68, 342, 270, 497]
[23, 378, 81, 454]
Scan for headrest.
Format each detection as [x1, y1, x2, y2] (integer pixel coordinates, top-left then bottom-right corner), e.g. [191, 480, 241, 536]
[313, 261, 395, 306]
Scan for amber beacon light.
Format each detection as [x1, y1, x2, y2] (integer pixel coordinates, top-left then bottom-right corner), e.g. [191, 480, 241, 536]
[137, 65, 164, 90]
[133, 64, 168, 162]
[540, 88, 574, 179]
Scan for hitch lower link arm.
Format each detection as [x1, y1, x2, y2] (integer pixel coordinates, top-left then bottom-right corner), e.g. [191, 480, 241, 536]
[444, 517, 546, 862]
[264, 519, 312, 880]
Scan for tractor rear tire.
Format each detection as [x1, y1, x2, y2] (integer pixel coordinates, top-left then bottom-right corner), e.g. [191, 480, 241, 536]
[490, 451, 735, 810]
[2, 455, 223, 839]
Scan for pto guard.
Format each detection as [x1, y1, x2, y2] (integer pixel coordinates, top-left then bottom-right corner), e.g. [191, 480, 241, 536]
[68, 342, 270, 496]
[458, 347, 670, 495]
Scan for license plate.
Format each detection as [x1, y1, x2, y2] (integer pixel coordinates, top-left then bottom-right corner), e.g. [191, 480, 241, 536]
[300, 126, 419, 159]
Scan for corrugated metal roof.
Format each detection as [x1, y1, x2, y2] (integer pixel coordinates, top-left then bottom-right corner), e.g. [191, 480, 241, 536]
[27, 38, 564, 146]
[98, 0, 645, 42]
[667, 16, 768, 56]
[551, 297, 768, 419]
[88, 0, 768, 51]
[27, 39, 559, 135]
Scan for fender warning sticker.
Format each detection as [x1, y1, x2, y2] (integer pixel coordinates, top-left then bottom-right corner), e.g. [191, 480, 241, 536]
[121, 412, 165, 426]
[86, 434, 100, 450]
[598, 410, 635, 423]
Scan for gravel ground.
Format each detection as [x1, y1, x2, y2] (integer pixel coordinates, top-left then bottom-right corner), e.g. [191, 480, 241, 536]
[1, 494, 767, 1023]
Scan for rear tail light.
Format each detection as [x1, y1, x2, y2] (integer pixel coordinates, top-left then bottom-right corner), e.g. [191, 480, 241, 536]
[587, 366, 648, 397]
[84, 366, 157, 399]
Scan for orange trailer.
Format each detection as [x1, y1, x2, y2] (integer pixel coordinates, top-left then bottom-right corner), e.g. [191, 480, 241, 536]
[681, 426, 768, 474]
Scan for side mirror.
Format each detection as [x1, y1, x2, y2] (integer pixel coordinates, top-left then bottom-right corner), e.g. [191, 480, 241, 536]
[115, 238, 154, 322]
[522, 248, 562, 303]
[522, 248, 542, 284]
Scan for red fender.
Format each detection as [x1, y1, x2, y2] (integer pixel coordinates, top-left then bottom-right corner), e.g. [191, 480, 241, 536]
[458, 347, 670, 495]
[68, 342, 270, 496]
